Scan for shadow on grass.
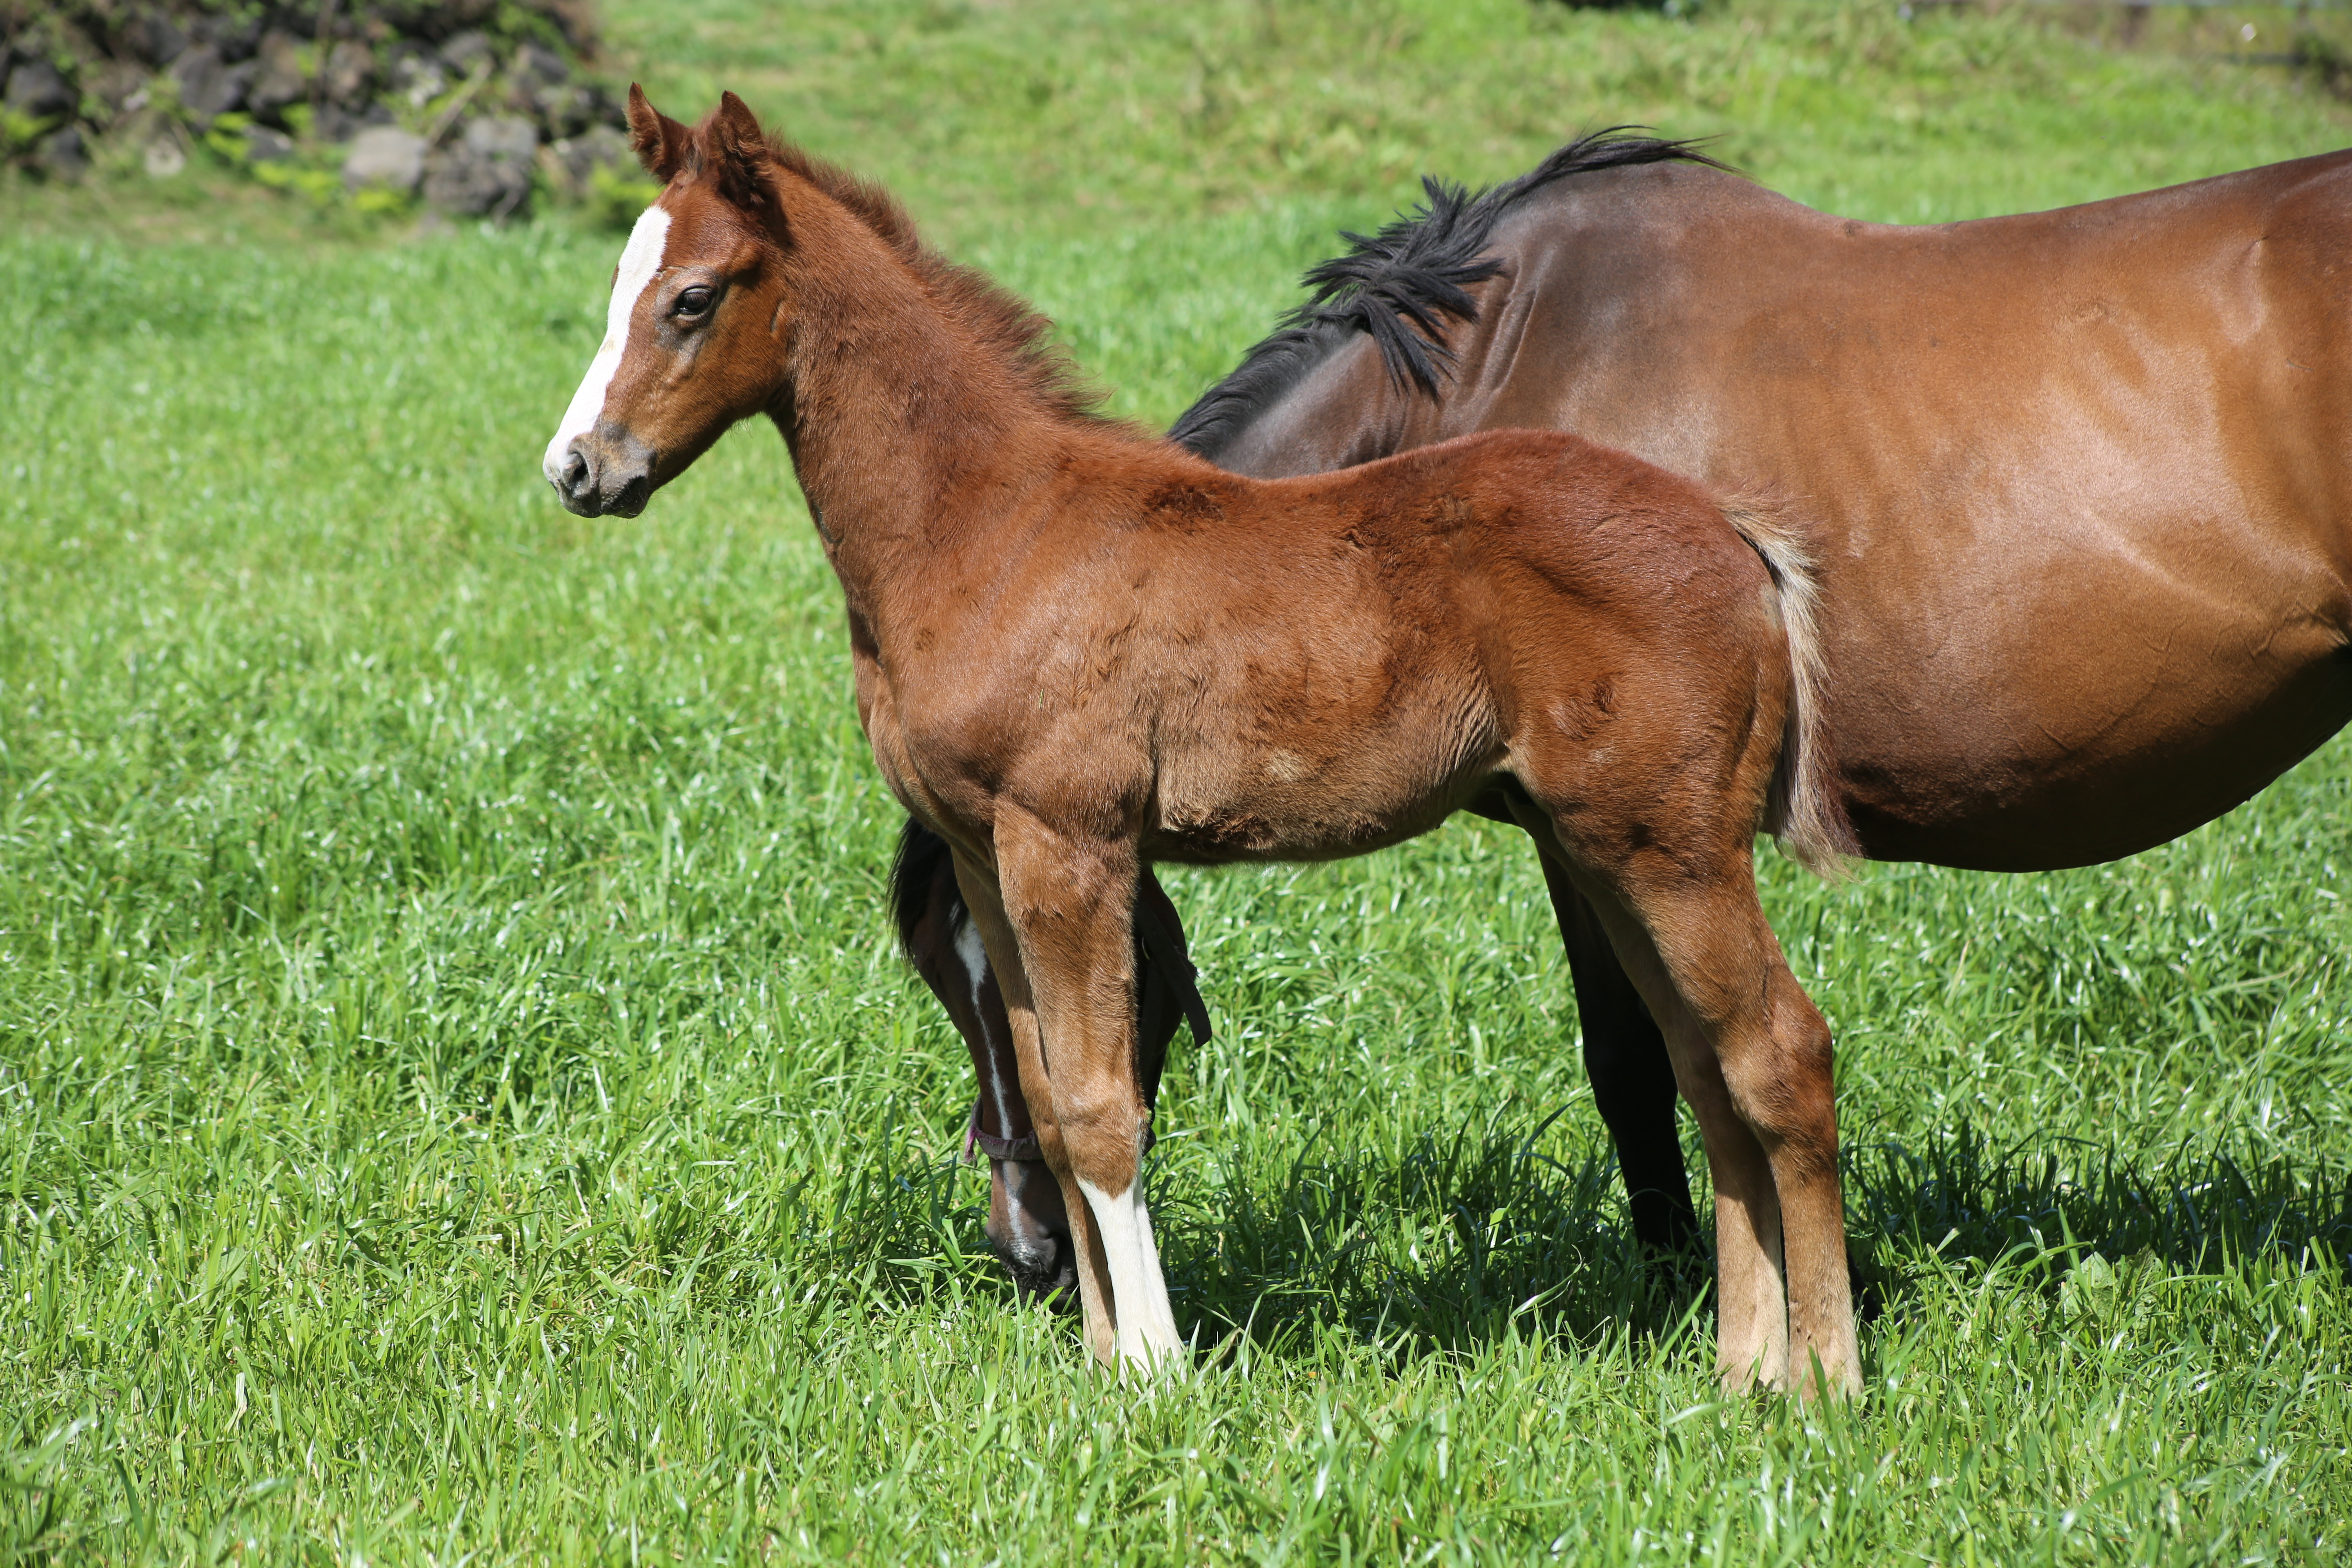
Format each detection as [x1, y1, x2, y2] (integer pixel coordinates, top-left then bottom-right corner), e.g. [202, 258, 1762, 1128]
[838, 1112, 2352, 1364]
[1155, 1113, 1708, 1361]
[1844, 1120, 2352, 1283]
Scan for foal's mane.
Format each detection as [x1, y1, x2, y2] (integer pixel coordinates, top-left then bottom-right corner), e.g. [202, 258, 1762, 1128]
[1167, 129, 1733, 458]
[739, 128, 1115, 429]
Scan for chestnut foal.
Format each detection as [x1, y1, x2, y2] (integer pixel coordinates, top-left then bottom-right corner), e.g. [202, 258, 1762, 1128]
[545, 91, 1859, 1396]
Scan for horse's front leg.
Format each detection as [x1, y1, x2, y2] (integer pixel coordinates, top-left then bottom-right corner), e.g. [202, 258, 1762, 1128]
[953, 811, 1182, 1372]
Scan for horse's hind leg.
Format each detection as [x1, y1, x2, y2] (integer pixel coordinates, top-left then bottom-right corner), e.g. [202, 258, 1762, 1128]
[1532, 852, 1700, 1261]
[1548, 844, 1858, 1398]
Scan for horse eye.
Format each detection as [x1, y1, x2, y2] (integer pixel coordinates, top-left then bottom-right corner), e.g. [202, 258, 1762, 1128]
[676, 286, 714, 317]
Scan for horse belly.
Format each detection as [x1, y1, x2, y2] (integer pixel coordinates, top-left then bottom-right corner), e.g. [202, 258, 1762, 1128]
[1499, 188, 2352, 873]
[1830, 542, 2352, 871]
[1145, 699, 1497, 864]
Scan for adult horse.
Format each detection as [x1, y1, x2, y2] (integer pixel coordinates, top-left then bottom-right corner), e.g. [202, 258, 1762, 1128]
[904, 128, 2352, 1308]
[545, 91, 1861, 1394]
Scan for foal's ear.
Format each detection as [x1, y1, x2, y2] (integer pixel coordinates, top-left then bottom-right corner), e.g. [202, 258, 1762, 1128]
[704, 91, 771, 210]
[625, 83, 690, 183]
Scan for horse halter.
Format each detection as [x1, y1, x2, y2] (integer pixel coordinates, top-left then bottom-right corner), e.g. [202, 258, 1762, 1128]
[963, 1107, 1042, 1164]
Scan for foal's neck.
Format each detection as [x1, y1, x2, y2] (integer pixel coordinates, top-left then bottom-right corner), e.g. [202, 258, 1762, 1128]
[771, 196, 1114, 610]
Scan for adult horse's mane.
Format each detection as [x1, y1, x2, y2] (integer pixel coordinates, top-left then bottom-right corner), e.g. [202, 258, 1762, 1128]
[1167, 129, 1732, 458]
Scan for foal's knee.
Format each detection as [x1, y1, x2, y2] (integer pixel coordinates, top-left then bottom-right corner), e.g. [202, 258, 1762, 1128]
[1051, 1083, 1147, 1192]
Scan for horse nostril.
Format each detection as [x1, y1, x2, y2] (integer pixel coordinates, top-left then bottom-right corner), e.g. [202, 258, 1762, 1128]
[559, 449, 591, 500]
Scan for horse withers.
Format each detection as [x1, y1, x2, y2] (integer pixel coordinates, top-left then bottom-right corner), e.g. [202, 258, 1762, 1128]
[543, 90, 1864, 1397]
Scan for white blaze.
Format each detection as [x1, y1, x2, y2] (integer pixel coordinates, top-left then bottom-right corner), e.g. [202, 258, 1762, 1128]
[542, 203, 673, 486]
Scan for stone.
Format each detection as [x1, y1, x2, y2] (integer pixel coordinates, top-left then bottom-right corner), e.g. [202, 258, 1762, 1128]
[343, 124, 427, 192]
[311, 103, 361, 145]
[552, 122, 630, 196]
[5, 60, 77, 122]
[89, 60, 151, 120]
[438, 31, 495, 79]
[391, 49, 448, 109]
[422, 114, 539, 219]
[37, 125, 89, 180]
[191, 12, 262, 64]
[245, 31, 310, 123]
[324, 40, 375, 110]
[512, 74, 610, 140]
[243, 125, 296, 163]
[510, 41, 569, 89]
[143, 132, 187, 179]
[170, 46, 255, 127]
[466, 114, 539, 163]
[120, 14, 189, 69]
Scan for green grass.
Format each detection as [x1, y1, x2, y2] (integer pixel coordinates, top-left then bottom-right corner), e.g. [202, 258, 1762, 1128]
[5, 1, 2352, 1561]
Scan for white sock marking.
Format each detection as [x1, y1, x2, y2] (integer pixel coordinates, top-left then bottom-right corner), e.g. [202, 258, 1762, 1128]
[542, 203, 673, 486]
[1077, 1174, 1186, 1371]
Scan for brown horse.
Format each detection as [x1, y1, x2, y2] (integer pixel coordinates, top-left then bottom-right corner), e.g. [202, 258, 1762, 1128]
[902, 129, 2352, 1305]
[544, 90, 1862, 1395]
[897, 135, 1736, 1302]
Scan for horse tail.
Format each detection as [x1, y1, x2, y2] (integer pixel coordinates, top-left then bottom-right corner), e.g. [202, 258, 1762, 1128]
[1720, 497, 1860, 880]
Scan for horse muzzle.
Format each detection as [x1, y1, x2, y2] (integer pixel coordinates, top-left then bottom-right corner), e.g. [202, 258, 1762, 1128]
[987, 1158, 1080, 1309]
[547, 428, 656, 518]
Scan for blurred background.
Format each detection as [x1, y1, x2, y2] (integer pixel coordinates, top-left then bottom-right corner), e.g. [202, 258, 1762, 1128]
[13, 1, 2352, 237]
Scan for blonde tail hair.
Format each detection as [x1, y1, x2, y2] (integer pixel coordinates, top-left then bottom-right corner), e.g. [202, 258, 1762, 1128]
[1721, 498, 1858, 879]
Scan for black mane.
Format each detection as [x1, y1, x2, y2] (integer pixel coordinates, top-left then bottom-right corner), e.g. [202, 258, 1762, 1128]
[1167, 129, 1733, 459]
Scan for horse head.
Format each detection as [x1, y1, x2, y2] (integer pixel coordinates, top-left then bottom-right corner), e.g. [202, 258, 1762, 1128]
[543, 88, 787, 518]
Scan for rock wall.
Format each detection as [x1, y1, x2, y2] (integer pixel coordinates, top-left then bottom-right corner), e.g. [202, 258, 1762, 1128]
[2, 2, 640, 221]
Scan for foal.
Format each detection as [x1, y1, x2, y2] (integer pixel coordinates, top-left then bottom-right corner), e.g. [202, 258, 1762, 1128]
[544, 90, 1859, 1396]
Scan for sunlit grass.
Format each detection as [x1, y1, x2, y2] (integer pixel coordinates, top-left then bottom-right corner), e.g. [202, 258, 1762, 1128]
[5, 2, 2352, 1562]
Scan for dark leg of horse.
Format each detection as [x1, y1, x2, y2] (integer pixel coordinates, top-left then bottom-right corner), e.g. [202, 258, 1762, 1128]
[1533, 852, 1701, 1262]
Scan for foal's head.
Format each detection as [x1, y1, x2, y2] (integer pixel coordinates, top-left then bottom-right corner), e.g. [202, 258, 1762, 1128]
[546, 89, 1105, 521]
[542, 89, 794, 517]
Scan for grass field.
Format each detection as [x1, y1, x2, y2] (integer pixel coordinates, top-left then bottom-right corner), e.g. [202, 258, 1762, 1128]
[7, 0, 2352, 1561]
